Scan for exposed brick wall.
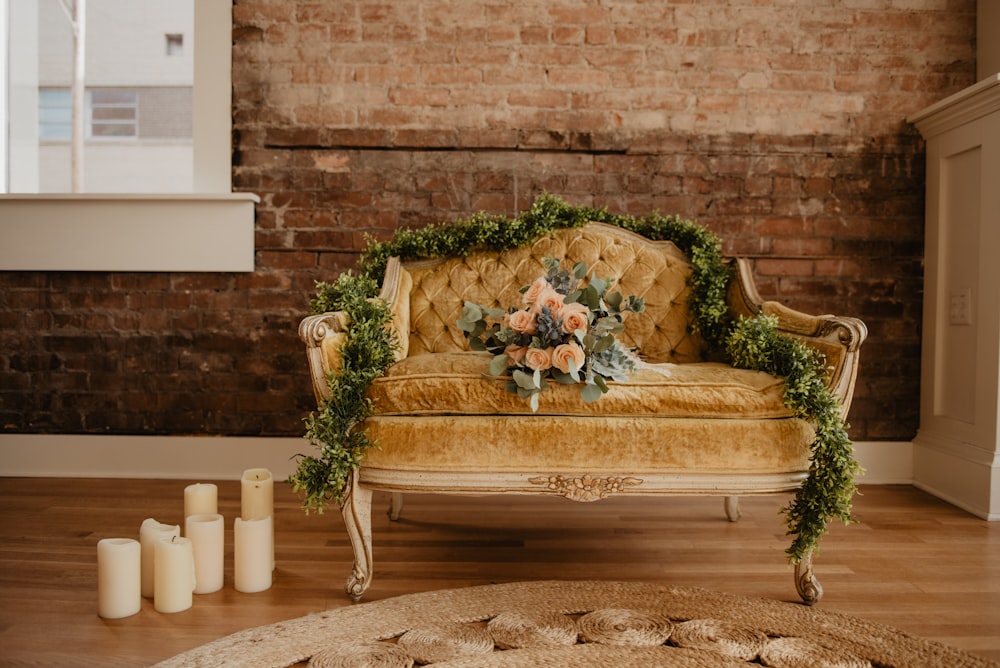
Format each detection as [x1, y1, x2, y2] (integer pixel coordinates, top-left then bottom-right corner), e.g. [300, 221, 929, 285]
[0, 0, 976, 443]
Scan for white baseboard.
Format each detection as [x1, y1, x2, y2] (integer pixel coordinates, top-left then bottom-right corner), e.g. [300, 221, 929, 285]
[0, 434, 913, 485]
[0, 434, 309, 481]
[851, 440, 914, 484]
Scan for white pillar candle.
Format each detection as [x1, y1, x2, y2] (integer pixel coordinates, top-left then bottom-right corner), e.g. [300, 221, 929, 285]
[184, 513, 224, 594]
[139, 518, 180, 599]
[153, 535, 196, 613]
[234, 516, 272, 593]
[96, 538, 141, 619]
[184, 483, 218, 517]
[241, 468, 273, 519]
[241, 468, 274, 569]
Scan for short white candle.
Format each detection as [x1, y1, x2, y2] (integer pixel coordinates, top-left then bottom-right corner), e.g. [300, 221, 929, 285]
[97, 538, 141, 619]
[139, 518, 180, 599]
[241, 468, 274, 569]
[184, 483, 218, 517]
[185, 513, 224, 594]
[234, 516, 272, 593]
[153, 536, 196, 613]
[241, 468, 273, 520]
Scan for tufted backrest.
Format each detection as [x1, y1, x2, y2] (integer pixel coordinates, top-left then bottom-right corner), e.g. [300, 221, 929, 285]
[401, 224, 705, 364]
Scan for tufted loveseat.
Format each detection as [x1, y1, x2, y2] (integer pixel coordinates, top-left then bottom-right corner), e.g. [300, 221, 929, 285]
[299, 223, 867, 605]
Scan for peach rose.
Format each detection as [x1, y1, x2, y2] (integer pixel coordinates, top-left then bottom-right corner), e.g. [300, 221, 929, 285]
[560, 301, 590, 334]
[551, 342, 586, 374]
[523, 347, 552, 371]
[505, 345, 528, 367]
[522, 277, 550, 306]
[506, 309, 538, 334]
[532, 287, 565, 315]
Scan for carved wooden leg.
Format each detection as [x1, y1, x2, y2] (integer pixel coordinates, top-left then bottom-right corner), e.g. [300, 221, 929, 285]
[724, 495, 741, 522]
[341, 472, 374, 601]
[388, 492, 404, 521]
[794, 551, 824, 606]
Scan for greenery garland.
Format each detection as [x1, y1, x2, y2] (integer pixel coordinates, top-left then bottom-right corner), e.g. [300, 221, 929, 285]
[290, 194, 860, 563]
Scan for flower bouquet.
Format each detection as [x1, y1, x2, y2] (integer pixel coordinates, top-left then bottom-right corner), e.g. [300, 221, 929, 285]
[457, 257, 647, 412]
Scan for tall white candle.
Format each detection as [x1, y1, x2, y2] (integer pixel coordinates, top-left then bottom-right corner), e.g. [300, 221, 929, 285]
[97, 538, 141, 619]
[185, 513, 224, 594]
[234, 516, 272, 593]
[154, 535, 196, 613]
[241, 468, 274, 569]
[184, 483, 218, 517]
[139, 518, 180, 599]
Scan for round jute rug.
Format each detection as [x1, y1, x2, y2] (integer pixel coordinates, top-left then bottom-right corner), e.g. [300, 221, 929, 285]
[154, 581, 996, 668]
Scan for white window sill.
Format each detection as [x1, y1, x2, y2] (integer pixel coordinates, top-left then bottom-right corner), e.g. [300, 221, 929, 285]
[0, 192, 258, 272]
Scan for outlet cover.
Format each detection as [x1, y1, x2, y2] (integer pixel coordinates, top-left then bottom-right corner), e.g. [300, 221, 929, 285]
[949, 288, 973, 326]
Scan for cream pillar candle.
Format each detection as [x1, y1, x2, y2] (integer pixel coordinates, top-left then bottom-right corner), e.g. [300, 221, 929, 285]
[241, 468, 273, 519]
[184, 483, 218, 517]
[153, 535, 196, 613]
[241, 468, 274, 569]
[184, 513, 224, 594]
[96, 538, 141, 619]
[139, 518, 180, 599]
[234, 516, 272, 593]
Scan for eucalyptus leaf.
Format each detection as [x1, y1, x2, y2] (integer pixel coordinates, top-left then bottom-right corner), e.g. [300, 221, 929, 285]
[513, 369, 538, 390]
[580, 382, 603, 403]
[593, 334, 615, 353]
[489, 354, 510, 376]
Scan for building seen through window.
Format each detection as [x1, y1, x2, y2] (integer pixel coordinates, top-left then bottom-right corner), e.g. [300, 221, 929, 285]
[3, 0, 194, 193]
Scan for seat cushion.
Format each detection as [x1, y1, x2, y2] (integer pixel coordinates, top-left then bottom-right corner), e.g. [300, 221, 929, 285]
[369, 352, 796, 419]
[362, 414, 813, 475]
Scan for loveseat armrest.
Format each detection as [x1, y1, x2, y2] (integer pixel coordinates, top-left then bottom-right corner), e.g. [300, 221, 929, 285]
[728, 258, 868, 417]
[299, 257, 413, 404]
[299, 311, 351, 403]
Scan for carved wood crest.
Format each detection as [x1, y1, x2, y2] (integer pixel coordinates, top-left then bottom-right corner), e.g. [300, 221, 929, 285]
[528, 474, 643, 502]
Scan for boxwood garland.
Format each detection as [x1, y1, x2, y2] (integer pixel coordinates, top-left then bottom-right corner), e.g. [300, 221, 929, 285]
[290, 194, 860, 564]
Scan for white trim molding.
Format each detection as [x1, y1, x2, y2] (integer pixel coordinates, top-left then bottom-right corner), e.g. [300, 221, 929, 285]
[0, 193, 258, 271]
[0, 435, 914, 488]
[0, 434, 306, 481]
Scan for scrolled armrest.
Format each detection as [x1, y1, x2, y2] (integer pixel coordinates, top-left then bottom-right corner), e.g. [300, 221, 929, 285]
[299, 311, 351, 403]
[299, 258, 413, 404]
[728, 258, 869, 417]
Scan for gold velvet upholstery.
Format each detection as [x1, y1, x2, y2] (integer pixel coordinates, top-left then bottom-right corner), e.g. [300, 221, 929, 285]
[371, 352, 795, 419]
[401, 226, 703, 363]
[363, 415, 813, 474]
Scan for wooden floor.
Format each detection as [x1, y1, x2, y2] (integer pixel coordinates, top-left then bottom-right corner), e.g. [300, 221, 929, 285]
[1, 478, 998, 666]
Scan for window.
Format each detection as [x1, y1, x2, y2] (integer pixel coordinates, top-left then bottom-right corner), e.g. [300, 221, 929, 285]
[89, 89, 138, 139]
[0, 0, 257, 272]
[166, 33, 183, 56]
[38, 88, 71, 140]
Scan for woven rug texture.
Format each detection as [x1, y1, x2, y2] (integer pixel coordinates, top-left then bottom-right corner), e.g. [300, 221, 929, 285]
[155, 580, 998, 668]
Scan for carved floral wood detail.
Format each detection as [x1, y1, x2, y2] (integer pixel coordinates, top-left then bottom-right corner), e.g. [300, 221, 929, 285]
[528, 474, 644, 502]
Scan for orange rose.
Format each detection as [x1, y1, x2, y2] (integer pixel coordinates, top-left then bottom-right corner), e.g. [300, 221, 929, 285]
[523, 347, 552, 371]
[551, 342, 586, 374]
[560, 301, 590, 334]
[506, 309, 538, 334]
[522, 277, 550, 306]
[505, 345, 528, 366]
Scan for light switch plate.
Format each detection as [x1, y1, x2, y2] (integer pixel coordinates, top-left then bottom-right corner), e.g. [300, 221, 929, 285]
[949, 288, 973, 326]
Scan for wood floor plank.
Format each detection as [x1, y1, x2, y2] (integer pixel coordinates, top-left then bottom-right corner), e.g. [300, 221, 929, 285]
[0, 478, 998, 665]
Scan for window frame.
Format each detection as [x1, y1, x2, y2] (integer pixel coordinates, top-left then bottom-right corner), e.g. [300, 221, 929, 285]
[0, 0, 257, 273]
